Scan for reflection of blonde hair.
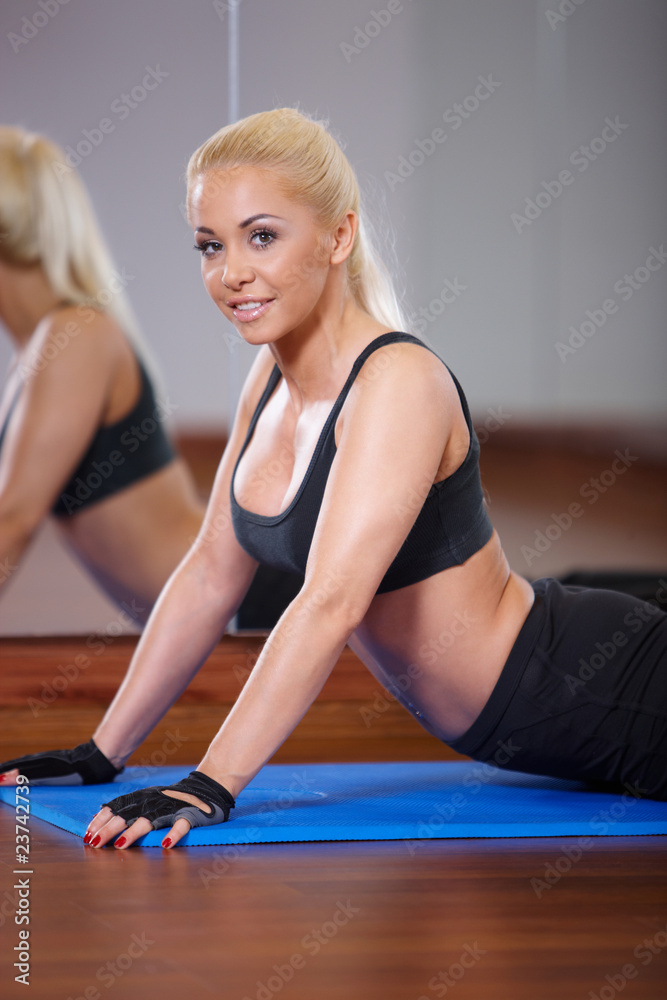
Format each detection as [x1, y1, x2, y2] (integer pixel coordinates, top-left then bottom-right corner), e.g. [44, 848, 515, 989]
[187, 108, 408, 331]
[0, 126, 142, 346]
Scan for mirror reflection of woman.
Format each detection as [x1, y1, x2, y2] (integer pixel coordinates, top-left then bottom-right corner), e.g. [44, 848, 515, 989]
[0, 127, 204, 623]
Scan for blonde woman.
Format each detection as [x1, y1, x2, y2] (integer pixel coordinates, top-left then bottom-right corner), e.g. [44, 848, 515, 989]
[0, 127, 204, 622]
[2, 110, 665, 839]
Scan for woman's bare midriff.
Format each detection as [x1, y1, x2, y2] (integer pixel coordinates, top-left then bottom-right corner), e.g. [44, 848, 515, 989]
[56, 459, 204, 622]
[350, 531, 535, 743]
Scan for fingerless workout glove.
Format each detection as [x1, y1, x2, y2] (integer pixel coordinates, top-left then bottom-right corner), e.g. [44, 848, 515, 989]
[0, 739, 122, 785]
[102, 771, 235, 830]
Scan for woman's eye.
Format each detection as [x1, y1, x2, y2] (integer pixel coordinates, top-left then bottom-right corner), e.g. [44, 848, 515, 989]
[193, 241, 222, 258]
[250, 229, 277, 248]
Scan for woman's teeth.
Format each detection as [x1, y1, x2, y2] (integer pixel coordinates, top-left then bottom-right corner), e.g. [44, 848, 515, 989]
[231, 299, 274, 322]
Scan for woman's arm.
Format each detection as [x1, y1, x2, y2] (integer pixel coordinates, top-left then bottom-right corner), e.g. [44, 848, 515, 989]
[0, 311, 118, 588]
[90, 343, 458, 848]
[88, 345, 280, 765]
[89, 445, 261, 770]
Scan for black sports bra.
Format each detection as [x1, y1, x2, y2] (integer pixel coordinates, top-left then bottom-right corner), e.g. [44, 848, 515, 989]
[0, 358, 176, 517]
[230, 332, 493, 594]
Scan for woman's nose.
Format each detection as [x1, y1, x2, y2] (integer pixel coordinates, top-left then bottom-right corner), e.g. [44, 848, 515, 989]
[221, 252, 254, 290]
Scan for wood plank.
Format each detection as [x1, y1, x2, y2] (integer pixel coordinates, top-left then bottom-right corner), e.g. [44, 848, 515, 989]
[0, 702, 467, 765]
[0, 636, 380, 706]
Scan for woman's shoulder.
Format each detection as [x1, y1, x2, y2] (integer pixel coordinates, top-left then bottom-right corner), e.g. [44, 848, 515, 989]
[31, 304, 125, 358]
[18, 306, 133, 409]
[351, 332, 457, 402]
[335, 338, 468, 460]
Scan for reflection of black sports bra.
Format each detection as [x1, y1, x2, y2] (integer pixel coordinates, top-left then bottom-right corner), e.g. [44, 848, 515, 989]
[230, 332, 493, 594]
[0, 358, 176, 517]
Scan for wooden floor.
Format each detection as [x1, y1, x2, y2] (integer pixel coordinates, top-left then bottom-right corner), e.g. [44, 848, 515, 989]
[3, 648, 667, 1000]
[1, 439, 666, 998]
[1, 813, 666, 1000]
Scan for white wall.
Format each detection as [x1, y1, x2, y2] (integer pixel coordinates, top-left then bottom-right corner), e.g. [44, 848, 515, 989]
[0, 0, 665, 633]
[1, 0, 665, 424]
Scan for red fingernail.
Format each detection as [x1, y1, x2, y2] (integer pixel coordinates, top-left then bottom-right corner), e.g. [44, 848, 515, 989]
[90, 835, 101, 847]
[114, 837, 127, 849]
[162, 838, 172, 849]
[83, 832, 92, 845]
[0, 774, 6, 782]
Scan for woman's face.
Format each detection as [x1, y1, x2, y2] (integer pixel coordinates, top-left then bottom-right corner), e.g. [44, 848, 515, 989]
[189, 165, 337, 345]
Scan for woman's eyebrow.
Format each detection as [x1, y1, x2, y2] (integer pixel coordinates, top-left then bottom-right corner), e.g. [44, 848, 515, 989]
[195, 215, 285, 235]
[238, 213, 285, 229]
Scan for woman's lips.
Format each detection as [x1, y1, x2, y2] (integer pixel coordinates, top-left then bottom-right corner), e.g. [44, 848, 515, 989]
[229, 299, 275, 322]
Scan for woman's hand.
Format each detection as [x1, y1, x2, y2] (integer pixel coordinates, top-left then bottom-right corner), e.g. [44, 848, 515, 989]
[0, 740, 121, 785]
[84, 770, 235, 850]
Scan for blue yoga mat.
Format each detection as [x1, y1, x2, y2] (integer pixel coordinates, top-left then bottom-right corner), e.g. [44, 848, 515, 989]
[1, 762, 666, 846]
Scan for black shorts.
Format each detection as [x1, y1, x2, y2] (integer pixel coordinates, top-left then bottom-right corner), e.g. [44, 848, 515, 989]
[448, 578, 667, 799]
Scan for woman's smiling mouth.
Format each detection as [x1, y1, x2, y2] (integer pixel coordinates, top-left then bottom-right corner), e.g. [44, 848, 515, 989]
[226, 297, 275, 322]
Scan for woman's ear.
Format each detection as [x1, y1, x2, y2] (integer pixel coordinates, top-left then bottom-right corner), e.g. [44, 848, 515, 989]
[330, 210, 358, 265]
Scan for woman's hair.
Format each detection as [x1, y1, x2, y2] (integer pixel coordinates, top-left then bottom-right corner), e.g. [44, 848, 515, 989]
[0, 125, 143, 346]
[186, 108, 409, 332]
